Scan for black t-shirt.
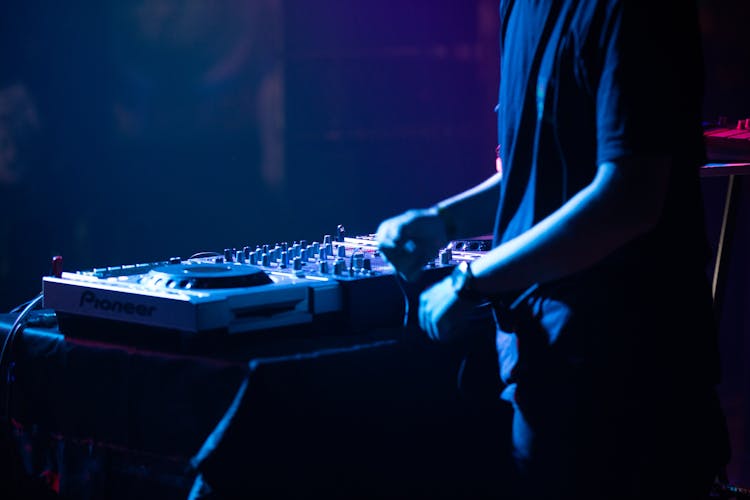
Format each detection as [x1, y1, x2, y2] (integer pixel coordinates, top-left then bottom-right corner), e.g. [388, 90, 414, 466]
[493, 0, 720, 391]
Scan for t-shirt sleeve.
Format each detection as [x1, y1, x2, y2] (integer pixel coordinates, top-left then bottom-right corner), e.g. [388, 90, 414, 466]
[595, 1, 695, 165]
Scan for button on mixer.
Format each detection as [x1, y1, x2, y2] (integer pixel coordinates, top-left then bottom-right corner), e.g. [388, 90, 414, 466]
[352, 251, 365, 270]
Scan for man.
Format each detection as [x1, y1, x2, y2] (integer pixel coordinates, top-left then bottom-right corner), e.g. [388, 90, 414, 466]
[376, 1, 730, 498]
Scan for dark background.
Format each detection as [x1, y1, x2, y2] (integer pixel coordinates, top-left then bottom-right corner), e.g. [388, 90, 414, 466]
[0, 0, 748, 487]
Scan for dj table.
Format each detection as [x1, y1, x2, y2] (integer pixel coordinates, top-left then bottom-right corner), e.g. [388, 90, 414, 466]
[0, 310, 510, 500]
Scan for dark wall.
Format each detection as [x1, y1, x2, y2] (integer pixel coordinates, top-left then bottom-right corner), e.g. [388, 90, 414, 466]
[283, 0, 499, 231]
[700, 0, 750, 121]
[0, 0, 287, 307]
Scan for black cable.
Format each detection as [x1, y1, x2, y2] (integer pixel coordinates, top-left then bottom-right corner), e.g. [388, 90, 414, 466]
[0, 292, 44, 423]
[394, 273, 411, 329]
[9, 297, 35, 314]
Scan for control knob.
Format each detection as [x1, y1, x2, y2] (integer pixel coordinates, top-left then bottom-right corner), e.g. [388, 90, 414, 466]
[334, 257, 347, 275]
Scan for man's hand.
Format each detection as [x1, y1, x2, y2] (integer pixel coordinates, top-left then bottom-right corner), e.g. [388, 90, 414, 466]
[418, 276, 476, 343]
[375, 208, 447, 282]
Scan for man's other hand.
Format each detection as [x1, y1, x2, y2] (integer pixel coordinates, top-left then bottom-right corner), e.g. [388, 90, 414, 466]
[418, 276, 475, 343]
[375, 208, 447, 282]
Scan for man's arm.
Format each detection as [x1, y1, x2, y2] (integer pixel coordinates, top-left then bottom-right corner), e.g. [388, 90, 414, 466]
[433, 172, 502, 240]
[470, 155, 670, 296]
[418, 155, 671, 341]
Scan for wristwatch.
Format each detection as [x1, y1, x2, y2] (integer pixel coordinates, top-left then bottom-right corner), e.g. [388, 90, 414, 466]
[450, 261, 484, 302]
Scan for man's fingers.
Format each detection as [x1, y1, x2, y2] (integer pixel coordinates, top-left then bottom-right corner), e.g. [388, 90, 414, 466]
[420, 287, 440, 340]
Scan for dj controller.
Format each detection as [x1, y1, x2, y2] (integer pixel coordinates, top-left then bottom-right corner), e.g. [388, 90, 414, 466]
[42, 230, 490, 345]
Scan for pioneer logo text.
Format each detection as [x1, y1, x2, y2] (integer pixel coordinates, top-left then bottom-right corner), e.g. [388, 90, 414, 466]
[79, 291, 156, 316]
